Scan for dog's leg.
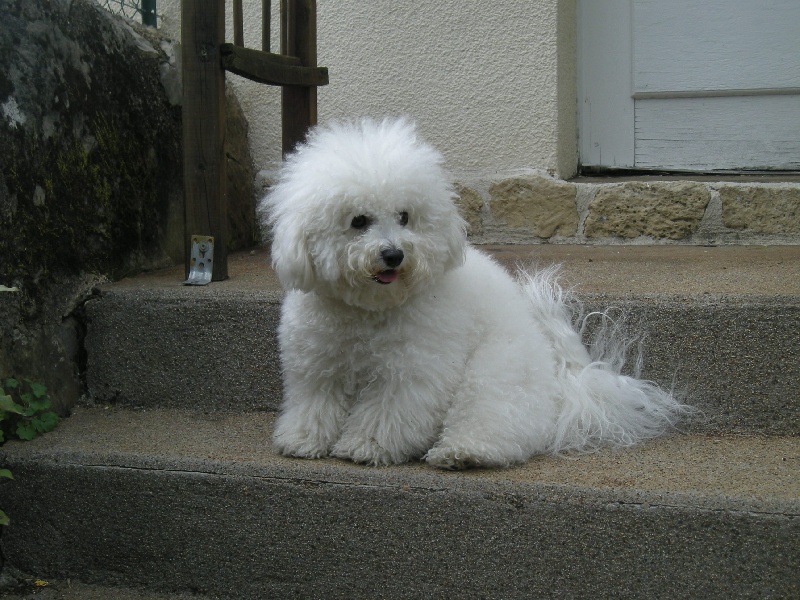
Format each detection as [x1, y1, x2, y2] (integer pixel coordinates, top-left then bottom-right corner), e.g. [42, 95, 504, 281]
[272, 378, 350, 459]
[272, 291, 356, 459]
[425, 333, 559, 470]
[331, 378, 446, 466]
[425, 392, 554, 470]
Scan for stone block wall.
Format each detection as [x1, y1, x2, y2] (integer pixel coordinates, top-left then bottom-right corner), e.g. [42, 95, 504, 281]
[457, 175, 800, 245]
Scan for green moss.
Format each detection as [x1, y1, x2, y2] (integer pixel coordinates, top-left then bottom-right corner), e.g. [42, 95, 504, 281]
[0, 110, 177, 318]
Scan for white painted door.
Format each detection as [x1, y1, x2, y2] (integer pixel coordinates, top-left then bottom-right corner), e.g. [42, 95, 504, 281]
[577, 0, 800, 172]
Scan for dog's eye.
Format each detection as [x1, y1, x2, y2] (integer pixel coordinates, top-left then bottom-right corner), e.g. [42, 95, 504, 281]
[350, 215, 370, 230]
[399, 211, 409, 226]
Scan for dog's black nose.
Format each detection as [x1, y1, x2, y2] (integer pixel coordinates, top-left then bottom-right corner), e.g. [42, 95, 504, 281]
[381, 248, 404, 268]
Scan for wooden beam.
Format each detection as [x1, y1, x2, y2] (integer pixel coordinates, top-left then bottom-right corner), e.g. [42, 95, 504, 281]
[220, 44, 328, 87]
[281, 0, 318, 155]
[181, 0, 228, 281]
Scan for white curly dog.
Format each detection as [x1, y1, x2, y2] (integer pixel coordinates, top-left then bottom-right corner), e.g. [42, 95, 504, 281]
[261, 118, 687, 469]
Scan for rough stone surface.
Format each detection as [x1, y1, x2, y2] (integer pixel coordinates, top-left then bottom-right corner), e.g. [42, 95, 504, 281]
[225, 89, 257, 249]
[719, 185, 800, 234]
[0, 277, 102, 415]
[453, 184, 483, 236]
[0, 408, 797, 599]
[0, 576, 188, 600]
[584, 182, 710, 240]
[489, 175, 578, 238]
[0, 0, 180, 409]
[4, 246, 800, 597]
[81, 246, 800, 434]
[0, 0, 183, 281]
[581, 295, 800, 435]
[0, 0, 256, 412]
[85, 289, 284, 413]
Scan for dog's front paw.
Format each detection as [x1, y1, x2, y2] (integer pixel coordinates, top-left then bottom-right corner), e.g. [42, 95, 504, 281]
[273, 421, 332, 459]
[331, 436, 397, 466]
[424, 446, 482, 470]
[272, 405, 345, 459]
[273, 432, 330, 459]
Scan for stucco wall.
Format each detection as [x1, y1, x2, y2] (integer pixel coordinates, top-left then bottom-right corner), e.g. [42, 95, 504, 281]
[158, 0, 577, 181]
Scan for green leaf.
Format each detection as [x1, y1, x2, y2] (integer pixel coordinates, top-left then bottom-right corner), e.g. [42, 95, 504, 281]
[23, 398, 51, 417]
[35, 412, 59, 433]
[0, 509, 9, 526]
[0, 468, 13, 479]
[15, 423, 36, 441]
[0, 395, 24, 415]
[4, 378, 18, 390]
[30, 382, 47, 399]
[32, 415, 56, 433]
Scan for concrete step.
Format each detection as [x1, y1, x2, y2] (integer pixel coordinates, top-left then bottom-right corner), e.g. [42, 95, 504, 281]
[0, 578, 188, 600]
[1, 408, 797, 599]
[84, 245, 800, 434]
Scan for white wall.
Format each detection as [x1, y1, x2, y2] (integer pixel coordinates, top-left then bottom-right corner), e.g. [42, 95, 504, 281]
[158, 1, 576, 182]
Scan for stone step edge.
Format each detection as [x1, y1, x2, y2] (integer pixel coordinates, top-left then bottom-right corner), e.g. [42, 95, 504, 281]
[100, 245, 800, 299]
[2, 408, 797, 517]
[84, 275, 800, 434]
[0, 573, 187, 600]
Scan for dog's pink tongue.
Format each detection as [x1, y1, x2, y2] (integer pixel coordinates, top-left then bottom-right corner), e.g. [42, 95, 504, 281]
[376, 270, 398, 283]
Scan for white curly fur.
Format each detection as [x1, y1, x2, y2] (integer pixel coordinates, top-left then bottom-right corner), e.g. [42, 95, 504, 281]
[260, 118, 688, 470]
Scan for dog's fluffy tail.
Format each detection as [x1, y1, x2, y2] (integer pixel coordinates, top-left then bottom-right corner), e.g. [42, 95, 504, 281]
[519, 266, 689, 454]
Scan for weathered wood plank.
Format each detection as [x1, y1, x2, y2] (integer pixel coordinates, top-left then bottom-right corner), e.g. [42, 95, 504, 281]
[220, 44, 328, 87]
[635, 95, 800, 171]
[181, 0, 228, 280]
[633, 0, 800, 95]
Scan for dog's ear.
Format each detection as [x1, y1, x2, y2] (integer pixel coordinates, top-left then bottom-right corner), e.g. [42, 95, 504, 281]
[270, 215, 316, 291]
[443, 203, 468, 271]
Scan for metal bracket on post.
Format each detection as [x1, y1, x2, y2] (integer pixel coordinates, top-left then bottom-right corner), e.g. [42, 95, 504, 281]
[184, 235, 215, 286]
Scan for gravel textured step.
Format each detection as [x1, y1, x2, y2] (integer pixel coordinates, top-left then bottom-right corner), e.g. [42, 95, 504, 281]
[0, 408, 797, 599]
[85, 245, 800, 433]
[0, 578, 189, 600]
[11, 244, 794, 598]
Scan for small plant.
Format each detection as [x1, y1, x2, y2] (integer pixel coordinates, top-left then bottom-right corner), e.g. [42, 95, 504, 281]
[1, 378, 59, 442]
[1, 377, 60, 525]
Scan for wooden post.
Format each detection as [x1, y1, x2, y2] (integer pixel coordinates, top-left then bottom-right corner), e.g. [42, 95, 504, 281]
[281, 0, 318, 155]
[233, 0, 244, 47]
[262, 0, 271, 52]
[181, 0, 228, 281]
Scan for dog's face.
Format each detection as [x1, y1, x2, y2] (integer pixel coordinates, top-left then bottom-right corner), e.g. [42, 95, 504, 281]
[262, 119, 467, 310]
